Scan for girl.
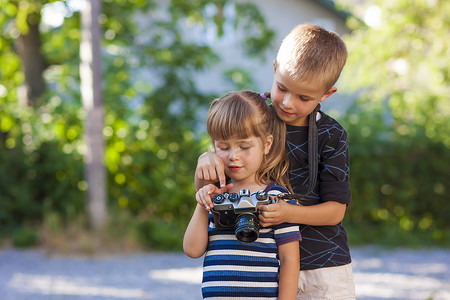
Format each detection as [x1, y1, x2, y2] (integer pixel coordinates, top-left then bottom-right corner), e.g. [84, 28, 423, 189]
[183, 90, 300, 299]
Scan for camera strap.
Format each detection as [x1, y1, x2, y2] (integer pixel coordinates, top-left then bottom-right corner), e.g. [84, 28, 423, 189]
[306, 103, 320, 196]
[278, 104, 320, 205]
[261, 93, 319, 205]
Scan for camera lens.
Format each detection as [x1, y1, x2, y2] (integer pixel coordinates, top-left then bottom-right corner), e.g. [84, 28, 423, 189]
[235, 213, 259, 243]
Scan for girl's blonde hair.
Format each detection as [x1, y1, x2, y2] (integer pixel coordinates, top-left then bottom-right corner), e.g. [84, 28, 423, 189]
[207, 90, 292, 192]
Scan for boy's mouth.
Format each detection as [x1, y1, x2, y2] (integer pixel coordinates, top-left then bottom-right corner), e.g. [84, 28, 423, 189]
[278, 107, 294, 116]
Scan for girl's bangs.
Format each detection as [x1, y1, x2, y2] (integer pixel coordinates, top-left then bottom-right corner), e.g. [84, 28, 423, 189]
[208, 105, 260, 141]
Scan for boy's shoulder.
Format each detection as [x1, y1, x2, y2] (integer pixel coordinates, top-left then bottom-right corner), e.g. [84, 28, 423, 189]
[317, 111, 348, 140]
[317, 111, 346, 131]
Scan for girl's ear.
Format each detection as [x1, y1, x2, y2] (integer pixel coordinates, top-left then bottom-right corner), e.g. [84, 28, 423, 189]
[264, 135, 274, 155]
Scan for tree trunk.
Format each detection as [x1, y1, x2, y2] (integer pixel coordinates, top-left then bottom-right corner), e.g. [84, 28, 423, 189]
[15, 13, 47, 106]
[80, 0, 108, 229]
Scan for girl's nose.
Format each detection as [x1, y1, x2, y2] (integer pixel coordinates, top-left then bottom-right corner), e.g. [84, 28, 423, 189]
[228, 149, 238, 160]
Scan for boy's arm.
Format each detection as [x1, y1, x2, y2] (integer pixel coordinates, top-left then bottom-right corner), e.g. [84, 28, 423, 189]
[277, 240, 300, 300]
[183, 204, 209, 258]
[259, 200, 346, 227]
[195, 152, 233, 209]
[195, 151, 227, 190]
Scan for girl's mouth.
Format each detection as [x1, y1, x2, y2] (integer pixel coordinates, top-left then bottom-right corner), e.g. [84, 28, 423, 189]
[228, 166, 242, 171]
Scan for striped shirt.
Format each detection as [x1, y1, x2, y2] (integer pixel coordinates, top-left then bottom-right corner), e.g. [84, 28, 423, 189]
[202, 184, 301, 299]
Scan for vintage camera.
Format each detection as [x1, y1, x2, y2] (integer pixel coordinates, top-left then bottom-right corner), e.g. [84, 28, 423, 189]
[211, 189, 276, 243]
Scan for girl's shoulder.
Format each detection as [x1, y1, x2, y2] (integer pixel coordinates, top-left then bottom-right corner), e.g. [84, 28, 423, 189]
[264, 182, 288, 194]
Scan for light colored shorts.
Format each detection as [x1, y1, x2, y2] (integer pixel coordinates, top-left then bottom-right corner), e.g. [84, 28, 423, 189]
[297, 263, 356, 300]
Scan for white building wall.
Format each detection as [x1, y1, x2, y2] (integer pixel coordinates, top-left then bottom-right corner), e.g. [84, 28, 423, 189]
[194, 0, 350, 99]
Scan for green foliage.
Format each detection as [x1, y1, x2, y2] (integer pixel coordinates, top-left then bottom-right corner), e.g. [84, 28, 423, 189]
[341, 100, 450, 247]
[0, 108, 86, 233]
[0, 0, 274, 250]
[12, 227, 39, 248]
[336, 0, 450, 246]
[223, 68, 255, 90]
[135, 217, 184, 251]
[3, 0, 447, 250]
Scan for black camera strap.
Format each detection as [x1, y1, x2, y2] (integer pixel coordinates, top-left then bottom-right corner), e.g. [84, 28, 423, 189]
[278, 104, 320, 205]
[261, 93, 319, 205]
[306, 103, 320, 196]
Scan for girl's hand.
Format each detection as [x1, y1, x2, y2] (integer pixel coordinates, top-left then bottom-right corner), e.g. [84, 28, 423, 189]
[196, 183, 233, 210]
[196, 151, 226, 188]
[258, 200, 290, 227]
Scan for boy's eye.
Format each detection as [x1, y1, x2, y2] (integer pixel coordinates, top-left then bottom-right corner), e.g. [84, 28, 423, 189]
[277, 85, 287, 92]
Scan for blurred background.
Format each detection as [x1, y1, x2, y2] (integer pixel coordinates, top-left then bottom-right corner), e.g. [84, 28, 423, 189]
[0, 0, 449, 254]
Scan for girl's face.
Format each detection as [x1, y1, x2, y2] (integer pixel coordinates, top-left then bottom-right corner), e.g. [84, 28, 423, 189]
[214, 135, 272, 186]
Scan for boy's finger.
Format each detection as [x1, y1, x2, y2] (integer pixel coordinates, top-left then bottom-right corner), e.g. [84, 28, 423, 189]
[224, 183, 233, 191]
[258, 204, 269, 211]
[203, 168, 215, 182]
[196, 168, 204, 180]
[216, 165, 226, 187]
[216, 183, 233, 195]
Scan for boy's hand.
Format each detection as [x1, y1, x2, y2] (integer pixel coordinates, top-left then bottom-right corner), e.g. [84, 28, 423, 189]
[258, 200, 290, 227]
[196, 183, 233, 211]
[196, 151, 226, 188]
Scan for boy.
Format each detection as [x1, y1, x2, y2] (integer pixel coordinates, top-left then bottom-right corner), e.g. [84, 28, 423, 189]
[195, 24, 355, 299]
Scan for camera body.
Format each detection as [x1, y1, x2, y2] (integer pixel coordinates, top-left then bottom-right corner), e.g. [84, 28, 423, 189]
[211, 189, 276, 243]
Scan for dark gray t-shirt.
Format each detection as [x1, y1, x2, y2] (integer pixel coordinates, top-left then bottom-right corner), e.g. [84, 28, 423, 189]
[286, 111, 352, 270]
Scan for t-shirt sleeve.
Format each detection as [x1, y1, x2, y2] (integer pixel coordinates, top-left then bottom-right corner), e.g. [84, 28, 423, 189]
[273, 222, 301, 246]
[319, 125, 351, 204]
[267, 184, 302, 245]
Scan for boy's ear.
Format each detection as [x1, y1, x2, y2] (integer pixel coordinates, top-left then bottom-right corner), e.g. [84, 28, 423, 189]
[320, 87, 337, 102]
[264, 135, 274, 155]
[273, 60, 277, 73]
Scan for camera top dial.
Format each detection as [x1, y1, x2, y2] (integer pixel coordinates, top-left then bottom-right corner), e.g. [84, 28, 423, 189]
[213, 194, 226, 204]
[228, 193, 239, 202]
[255, 190, 268, 201]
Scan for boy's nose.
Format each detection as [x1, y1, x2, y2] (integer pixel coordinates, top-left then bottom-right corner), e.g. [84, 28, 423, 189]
[282, 94, 294, 108]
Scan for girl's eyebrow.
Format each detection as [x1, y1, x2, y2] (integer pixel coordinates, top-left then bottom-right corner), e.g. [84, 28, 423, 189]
[237, 139, 255, 144]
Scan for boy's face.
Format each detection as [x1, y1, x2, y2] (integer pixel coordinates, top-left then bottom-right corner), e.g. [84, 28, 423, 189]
[270, 61, 336, 126]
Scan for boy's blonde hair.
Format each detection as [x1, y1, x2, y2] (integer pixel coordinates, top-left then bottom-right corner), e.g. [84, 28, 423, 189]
[207, 90, 292, 192]
[276, 23, 347, 92]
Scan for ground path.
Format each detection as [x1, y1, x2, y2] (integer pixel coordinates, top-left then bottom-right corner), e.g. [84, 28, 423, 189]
[0, 246, 449, 299]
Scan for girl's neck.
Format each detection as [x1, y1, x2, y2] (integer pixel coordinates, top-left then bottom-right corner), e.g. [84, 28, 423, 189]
[229, 180, 268, 194]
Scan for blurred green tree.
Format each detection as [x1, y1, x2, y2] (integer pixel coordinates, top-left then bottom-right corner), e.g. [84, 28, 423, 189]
[337, 0, 450, 245]
[0, 0, 274, 248]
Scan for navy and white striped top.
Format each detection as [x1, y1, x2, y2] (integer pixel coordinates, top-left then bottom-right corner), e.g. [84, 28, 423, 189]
[202, 184, 301, 299]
